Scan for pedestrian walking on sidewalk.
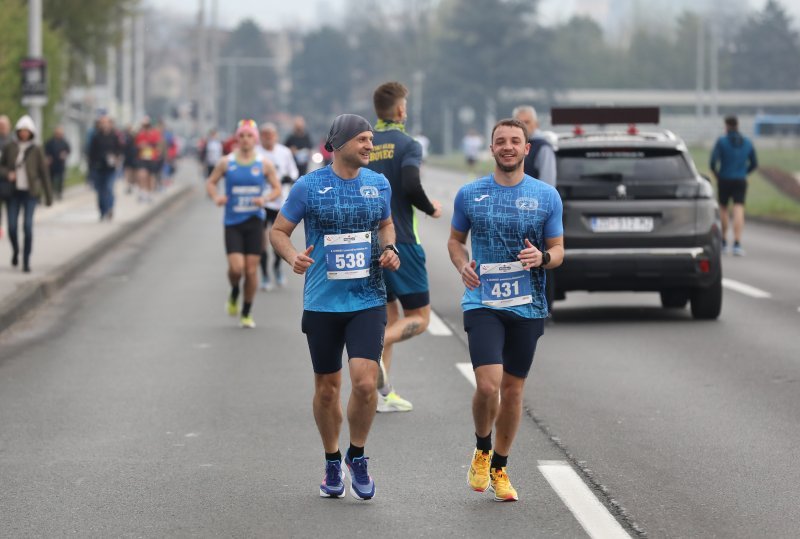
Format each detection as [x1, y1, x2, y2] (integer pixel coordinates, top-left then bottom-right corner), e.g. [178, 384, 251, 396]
[44, 125, 71, 201]
[0, 115, 53, 273]
[88, 115, 122, 221]
[448, 118, 563, 502]
[205, 119, 281, 329]
[270, 114, 400, 500]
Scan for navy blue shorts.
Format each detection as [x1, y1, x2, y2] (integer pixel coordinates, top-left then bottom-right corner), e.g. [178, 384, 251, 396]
[301, 306, 387, 374]
[463, 308, 545, 378]
[385, 243, 430, 310]
[225, 216, 264, 255]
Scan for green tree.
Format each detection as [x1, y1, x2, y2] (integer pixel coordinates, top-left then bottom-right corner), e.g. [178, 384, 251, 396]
[0, 0, 65, 135]
[289, 26, 353, 133]
[218, 19, 277, 129]
[728, 0, 800, 89]
[551, 16, 619, 88]
[43, 0, 135, 84]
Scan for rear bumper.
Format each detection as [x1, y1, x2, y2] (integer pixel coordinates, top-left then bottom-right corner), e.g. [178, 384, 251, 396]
[555, 246, 720, 291]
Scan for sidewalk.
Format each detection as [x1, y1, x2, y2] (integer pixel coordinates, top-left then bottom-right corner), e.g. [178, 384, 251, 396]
[0, 165, 196, 333]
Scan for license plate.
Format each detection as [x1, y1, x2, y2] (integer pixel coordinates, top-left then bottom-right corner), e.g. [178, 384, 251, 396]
[590, 216, 654, 233]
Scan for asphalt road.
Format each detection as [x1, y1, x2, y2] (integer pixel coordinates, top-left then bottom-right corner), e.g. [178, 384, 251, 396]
[1, 166, 798, 538]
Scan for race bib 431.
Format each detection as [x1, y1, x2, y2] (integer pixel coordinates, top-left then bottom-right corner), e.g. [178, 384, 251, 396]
[480, 261, 532, 307]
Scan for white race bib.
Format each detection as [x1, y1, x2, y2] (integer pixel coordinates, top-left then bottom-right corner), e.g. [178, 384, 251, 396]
[480, 261, 532, 307]
[324, 231, 372, 280]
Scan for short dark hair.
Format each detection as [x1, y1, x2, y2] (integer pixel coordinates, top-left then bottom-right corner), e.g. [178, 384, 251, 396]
[491, 118, 528, 143]
[373, 82, 408, 120]
[725, 116, 738, 129]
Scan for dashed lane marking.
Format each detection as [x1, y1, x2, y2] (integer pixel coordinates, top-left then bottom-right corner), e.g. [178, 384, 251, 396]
[539, 461, 632, 539]
[428, 310, 453, 336]
[722, 278, 771, 299]
[456, 362, 476, 388]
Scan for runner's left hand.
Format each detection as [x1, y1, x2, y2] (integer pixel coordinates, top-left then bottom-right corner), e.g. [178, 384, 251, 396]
[379, 249, 400, 271]
[518, 238, 542, 268]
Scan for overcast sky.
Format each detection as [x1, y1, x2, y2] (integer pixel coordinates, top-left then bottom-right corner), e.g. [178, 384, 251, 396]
[149, 0, 800, 30]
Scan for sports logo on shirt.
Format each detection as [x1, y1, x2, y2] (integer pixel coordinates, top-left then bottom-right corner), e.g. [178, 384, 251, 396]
[318, 187, 333, 194]
[515, 197, 539, 211]
[360, 186, 379, 198]
[251, 166, 260, 176]
[474, 194, 490, 202]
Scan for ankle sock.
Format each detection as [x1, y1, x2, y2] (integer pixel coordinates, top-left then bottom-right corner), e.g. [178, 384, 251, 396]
[230, 285, 240, 303]
[476, 432, 492, 452]
[347, 444, 364, 460]
[242, 302, 252, 317]
[490, 452, 508, 470]
[325, 450, 342, 462]
[378, 383, 393, 397]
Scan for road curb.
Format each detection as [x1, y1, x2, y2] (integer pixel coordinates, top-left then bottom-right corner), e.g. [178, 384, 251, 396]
[0, 184, 195, 335]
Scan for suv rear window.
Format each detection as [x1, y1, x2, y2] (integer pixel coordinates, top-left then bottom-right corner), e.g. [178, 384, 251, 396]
[557, 148, 692, 183]
[556, 147, 695, 200]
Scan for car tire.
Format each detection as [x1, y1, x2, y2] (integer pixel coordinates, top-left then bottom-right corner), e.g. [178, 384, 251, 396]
[660, 289, 689, 309]
[690, 274, 722, 320]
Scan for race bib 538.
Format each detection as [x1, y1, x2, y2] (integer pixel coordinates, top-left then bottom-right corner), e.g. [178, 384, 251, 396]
[324, 231, 372, 280]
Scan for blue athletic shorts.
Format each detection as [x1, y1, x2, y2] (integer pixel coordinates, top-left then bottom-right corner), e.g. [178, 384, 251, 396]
[385, 243, 430, 310]
[301, 306, 387, 374]
[463, 308, 545, 378]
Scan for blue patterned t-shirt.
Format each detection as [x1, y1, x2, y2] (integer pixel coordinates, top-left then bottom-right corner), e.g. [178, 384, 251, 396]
[452, 174, 563, 318]
[281, 165, 392, 312]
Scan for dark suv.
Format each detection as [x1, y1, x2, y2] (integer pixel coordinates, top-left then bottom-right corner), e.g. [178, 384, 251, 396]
[551, 108, 723, 319]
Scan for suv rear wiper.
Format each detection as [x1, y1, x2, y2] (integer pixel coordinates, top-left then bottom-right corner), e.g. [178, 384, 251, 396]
[579, 173, 624, 181]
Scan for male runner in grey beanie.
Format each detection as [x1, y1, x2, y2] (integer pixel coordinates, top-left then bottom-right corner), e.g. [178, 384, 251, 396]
[325, 114, 373, 153]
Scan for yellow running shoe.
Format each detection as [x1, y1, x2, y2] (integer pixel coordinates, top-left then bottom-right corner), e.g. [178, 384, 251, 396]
[489, 467, 518, 502]
[468, 449, 492, 492]
[226, 297, 238, 317]
[376, 391, 413, 412]
[239, 315, 256, 328]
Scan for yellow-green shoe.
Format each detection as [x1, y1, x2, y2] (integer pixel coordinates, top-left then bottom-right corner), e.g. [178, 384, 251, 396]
[489, 467, 518, 502]
[239, 315, 256, 329]
[376, 391, 413, 413]
[226, 297, 238, 317]
[468, 449, 492, 492]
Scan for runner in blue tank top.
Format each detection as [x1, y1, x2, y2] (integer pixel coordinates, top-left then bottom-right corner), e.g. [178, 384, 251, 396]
[205, 119, 281, 328]
[270, 114, 400, 501]
[448, 119, 564, 502]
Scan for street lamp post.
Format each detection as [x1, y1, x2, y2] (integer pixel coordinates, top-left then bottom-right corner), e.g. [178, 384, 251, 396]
[26, 0, 44, 132]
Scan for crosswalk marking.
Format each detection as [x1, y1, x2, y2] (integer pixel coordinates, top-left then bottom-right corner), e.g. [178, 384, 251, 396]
[539, 461, 631, 539]
[427, 309, 453, 336]
[722, 278, 771, 299]
[455, 362, 476, 388]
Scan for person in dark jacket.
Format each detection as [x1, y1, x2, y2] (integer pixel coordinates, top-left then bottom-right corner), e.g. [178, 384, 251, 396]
[0, 114, 13, 239]
[0, 115, 53, 272]
[44, 125, 71, 200]
[88, 115, 122, 220]
[710, 116, 758, 256]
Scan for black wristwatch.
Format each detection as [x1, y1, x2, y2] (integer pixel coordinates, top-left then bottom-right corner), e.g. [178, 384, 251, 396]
[540, 250, 551, 267]
[383, 244, 400, 257]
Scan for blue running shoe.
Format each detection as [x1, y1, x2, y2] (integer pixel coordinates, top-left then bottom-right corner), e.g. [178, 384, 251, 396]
[319, 459, 345, 498]
[345, 454, 375, 500]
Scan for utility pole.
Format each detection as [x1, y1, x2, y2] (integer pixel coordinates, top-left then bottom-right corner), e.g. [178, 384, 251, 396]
[695, 16, 705, 121]
[134, 11, 145, 122]
[709, 22, 719, 120]
[121, 15, 133, 125]
[196, 0, 207, 135]
[107, 44, 118, 119]
[412, 70, 424, 135]
[26, 0, 44, 132]
[209, 0, 220, 130]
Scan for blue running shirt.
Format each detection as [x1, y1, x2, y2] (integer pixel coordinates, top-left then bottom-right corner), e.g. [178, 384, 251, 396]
[281, 165, 392, 312]
[224, 155, 267, 226]
[452, 174, 563, 318]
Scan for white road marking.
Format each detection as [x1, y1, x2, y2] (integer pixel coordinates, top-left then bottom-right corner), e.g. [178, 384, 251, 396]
[722, 278, 771, 299]
[538, 461, 631, 539]
[427, 310, 453, 336]
[456, 362, 476, 388]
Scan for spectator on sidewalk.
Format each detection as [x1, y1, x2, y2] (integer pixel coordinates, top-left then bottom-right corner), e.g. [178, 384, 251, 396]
[462, 128, 483, 171]
[44, 125, 71, 201]
[88, 115, 122, 221]
[122, 125, 138, 194]
[0, 115, 53, 272]
[0, 114, 13, 239]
